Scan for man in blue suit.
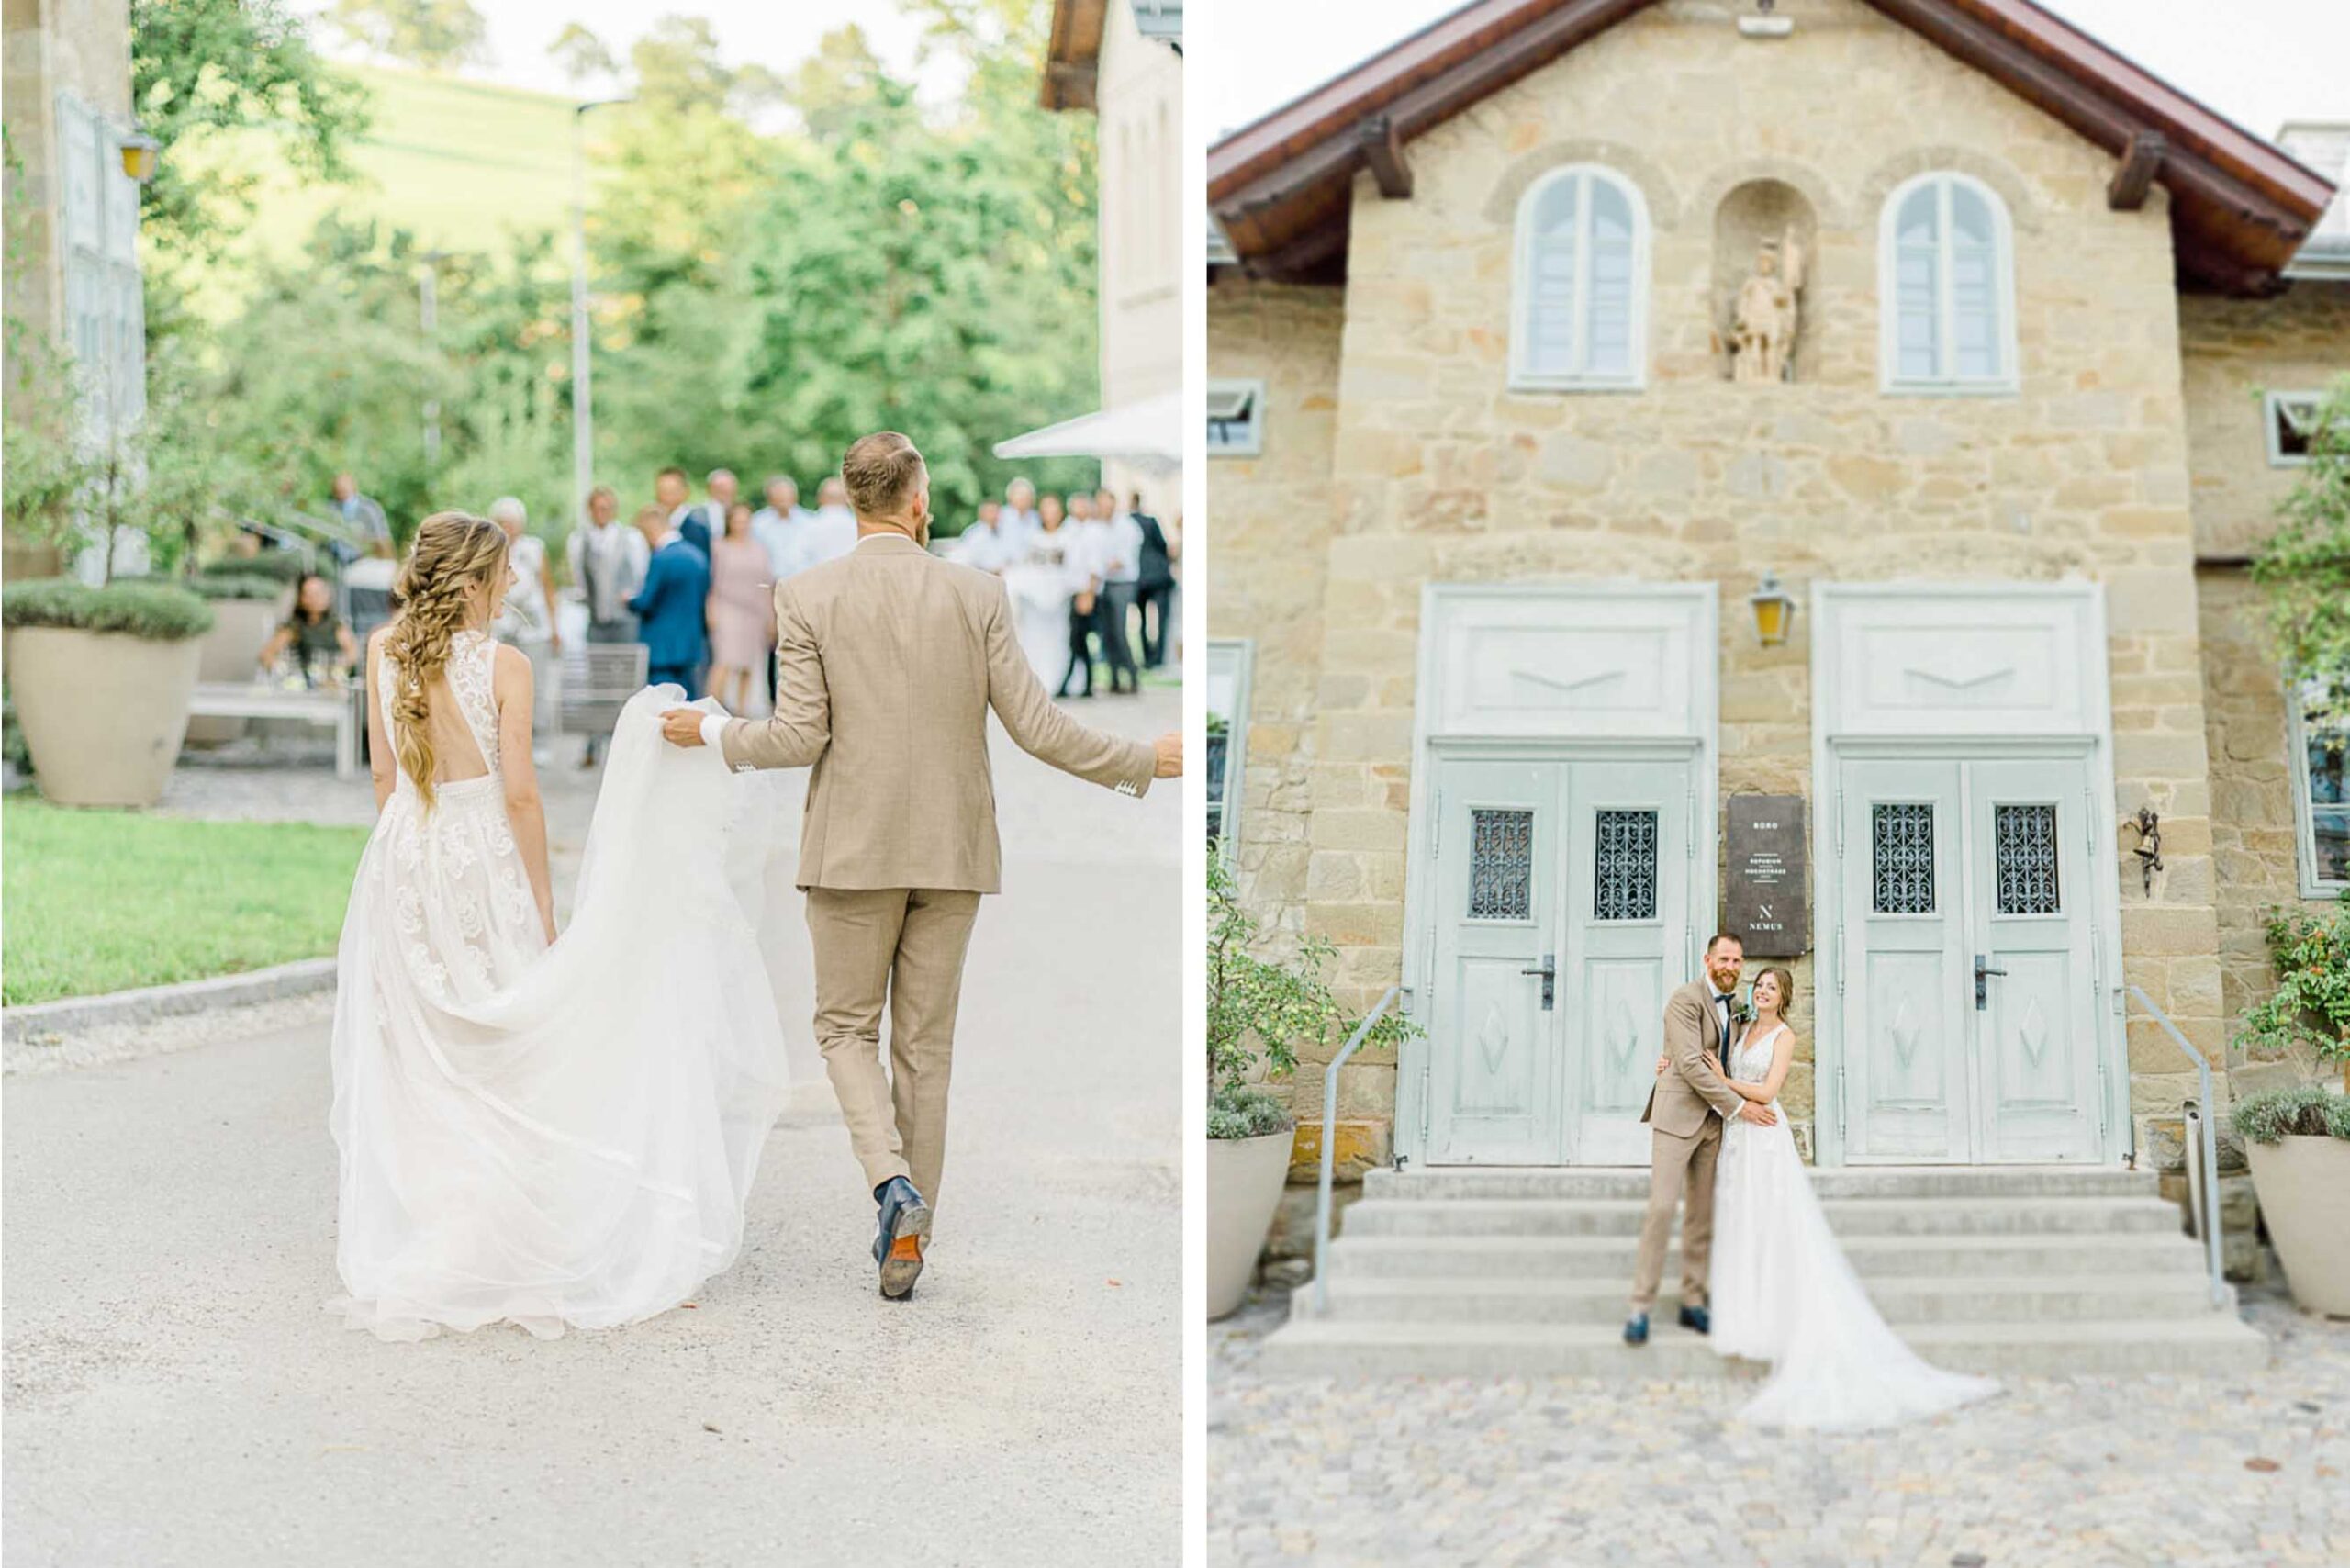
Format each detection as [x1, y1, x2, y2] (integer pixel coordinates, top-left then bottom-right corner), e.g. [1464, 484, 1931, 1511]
[627, 502, 711, 697]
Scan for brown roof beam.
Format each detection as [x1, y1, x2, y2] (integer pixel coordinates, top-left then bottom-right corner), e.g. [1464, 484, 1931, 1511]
[1360, 115, 1414, 199]
[2108, 130, 2165, 210]
[1248, 221, 1352, 281]
[1866, 0, 2311, 248]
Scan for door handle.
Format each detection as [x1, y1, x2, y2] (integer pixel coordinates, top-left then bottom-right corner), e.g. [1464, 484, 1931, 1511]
[1520, 953, 1556, 1012]
[1975, 953, 2008, 1011]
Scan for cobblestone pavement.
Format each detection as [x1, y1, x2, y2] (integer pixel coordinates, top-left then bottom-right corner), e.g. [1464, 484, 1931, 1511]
[6, 689, 1182, 1568]
[1210, 1283, 2349, 1568]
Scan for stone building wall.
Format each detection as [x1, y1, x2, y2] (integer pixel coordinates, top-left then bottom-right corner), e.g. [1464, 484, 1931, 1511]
[2178, 287, 2350, 559]
[1206, 280, 1345, 960]
[2179, 286, 2350, 1053]
[1215, 0, 2235, 1148]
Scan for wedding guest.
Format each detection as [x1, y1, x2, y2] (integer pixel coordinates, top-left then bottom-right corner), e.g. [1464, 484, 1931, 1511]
[750, 475, 813, 581]
[655, 466, 703, 554]
[1131, 491, 1176, 668]
[328, 472, 391, 551]
[488, 496, 560, 756]
[566, 485, 648, 644]
[1003, 493, 1082, 686]
[343, 540, 400, 649]
[628, 503, 711, 697]
[1057, 494, 1101, 700]
[1001, 476, 1041, 547]
[677, 469, 736, 553]
[953, 499, 1020, 574]
[1091, 487, 1142, 695]
[707, 499, 777, 716]
[792, 476, 859, 571]
[258, 571, 358, 685]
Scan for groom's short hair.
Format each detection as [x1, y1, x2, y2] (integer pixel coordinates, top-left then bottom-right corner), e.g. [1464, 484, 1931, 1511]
[842, 431, 924, 519]
[1705, 932, 1744, 955]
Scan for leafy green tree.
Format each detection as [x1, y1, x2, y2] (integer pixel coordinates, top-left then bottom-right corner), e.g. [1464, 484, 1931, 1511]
[326, 0, 491, 72]
[129, 0, 370, 304]
[2252, 376, 2350, 711]
[547, 22, 618, 87]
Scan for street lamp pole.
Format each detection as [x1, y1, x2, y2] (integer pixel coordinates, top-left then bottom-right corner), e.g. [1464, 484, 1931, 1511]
[419, 249, 449, 471]
[570, 98, 632, 532]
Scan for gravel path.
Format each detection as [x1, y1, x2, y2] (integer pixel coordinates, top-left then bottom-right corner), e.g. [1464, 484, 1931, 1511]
[5, 689, 1183, 1568]
[1209, 1282, 2349, 1567]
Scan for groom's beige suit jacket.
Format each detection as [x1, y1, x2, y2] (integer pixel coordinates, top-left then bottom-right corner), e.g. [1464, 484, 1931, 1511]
[709, 531, 1157, 1207]
[713, 532, 1157, 892]
[1640, 980, 1749, 1137]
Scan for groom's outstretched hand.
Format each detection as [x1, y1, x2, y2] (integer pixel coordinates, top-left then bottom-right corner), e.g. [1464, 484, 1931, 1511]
[1153, 732, 1182, 778]
[660, 708, 708, 747]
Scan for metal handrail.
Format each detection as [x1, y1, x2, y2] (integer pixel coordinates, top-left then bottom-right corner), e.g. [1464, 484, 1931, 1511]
[2124, 984, 2230, 1309]
[1311, 985, 1401, 1316]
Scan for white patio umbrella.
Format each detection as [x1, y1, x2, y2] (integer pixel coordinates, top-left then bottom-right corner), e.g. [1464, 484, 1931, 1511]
[991, 389, 1182, 471]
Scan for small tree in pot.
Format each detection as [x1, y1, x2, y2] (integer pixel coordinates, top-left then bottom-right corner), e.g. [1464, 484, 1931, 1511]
[1206, 851, 1416, 1317]
[2232, 893, 2350, 1316]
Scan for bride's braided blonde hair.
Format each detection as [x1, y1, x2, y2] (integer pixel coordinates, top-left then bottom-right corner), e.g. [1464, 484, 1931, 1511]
[384, 510, 509, 811]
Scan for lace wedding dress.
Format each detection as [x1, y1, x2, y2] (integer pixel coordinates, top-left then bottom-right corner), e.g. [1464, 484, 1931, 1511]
[328, 632, 795, 1340]
[1711, 1021, 1999, 1428]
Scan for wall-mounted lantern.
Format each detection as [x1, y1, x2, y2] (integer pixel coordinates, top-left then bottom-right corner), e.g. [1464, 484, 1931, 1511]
[2128, 806, 2164, 894]
[118, 130, 161, 185]
[1748, 570, 1797, 647]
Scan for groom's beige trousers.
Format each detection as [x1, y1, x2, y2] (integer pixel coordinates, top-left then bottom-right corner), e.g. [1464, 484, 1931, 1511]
[806, 886, 982, 1205]
[1628, 1115, 1723, 1313]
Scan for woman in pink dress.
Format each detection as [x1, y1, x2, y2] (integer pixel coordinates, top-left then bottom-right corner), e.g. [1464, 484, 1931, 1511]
[706, 500, 777, 714]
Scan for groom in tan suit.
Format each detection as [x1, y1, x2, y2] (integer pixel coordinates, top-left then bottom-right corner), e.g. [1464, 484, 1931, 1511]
[1624, 931, 1776, 1345]
[662, 431, 1180, 1300]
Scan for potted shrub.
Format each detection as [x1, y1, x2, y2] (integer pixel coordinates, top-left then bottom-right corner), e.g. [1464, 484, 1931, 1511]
[2234, 1086, 2350, 1316]
[2231, 892, 2350, 1316]
[1206, 852, 1416, 1318]
[2, 577, 213, 806]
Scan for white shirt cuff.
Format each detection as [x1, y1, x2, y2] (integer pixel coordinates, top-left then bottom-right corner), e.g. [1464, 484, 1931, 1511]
[700, 713, 730, 749]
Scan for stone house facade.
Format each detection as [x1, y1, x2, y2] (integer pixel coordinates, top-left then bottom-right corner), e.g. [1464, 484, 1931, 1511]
[1206, 0, 2345, 1182]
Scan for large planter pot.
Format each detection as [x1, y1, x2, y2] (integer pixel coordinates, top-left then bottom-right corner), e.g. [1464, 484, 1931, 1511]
[6, 625, 202, 807]
[184, 597, 282, 745]
[2245, 1134, 2350, 1317]
[1208, 1128, 1296, 1320]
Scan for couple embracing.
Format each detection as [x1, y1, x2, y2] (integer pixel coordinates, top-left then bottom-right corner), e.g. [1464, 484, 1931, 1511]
[1628, 932, 1998, 1429]
[327, 432, 1179, 1339]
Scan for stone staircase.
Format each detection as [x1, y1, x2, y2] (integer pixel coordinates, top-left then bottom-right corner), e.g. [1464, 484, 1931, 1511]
[1261, 1166, 2269, 1378]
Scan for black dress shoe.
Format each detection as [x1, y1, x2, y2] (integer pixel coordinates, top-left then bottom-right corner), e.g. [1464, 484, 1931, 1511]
[1678, 1304, 1711, 1335]
[872, 1177, 931, 1301]
[1623, 1313, 1650, 1346]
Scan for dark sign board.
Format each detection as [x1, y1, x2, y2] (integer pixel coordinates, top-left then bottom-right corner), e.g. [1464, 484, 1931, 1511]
[1724, 794, 1808, 958]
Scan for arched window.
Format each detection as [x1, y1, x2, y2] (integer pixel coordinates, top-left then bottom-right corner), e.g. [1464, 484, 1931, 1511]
[1510, 164, 1649, 391]
[1880, 172, 2017, 392]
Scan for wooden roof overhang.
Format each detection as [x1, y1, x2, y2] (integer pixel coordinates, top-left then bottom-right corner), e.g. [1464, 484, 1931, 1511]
[1206, 0, 2338, 294]
[1044, 0, 1110, 111]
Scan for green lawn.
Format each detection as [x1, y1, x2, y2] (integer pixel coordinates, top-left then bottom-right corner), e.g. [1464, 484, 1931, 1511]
[2, 801, 371, 1006]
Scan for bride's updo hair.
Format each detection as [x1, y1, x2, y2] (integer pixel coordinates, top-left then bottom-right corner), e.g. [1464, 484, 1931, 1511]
[1755, 965, 1797, 1024]
[384, 510, 509, 811]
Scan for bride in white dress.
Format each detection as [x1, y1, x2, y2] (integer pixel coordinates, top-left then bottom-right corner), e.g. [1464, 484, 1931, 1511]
[1705, 967, 1998, 1428]
[330, 510, 793, 1341]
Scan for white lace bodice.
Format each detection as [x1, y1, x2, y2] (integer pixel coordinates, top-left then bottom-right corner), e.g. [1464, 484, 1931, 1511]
[1730, 1022, 1787, 1089]
[379, 630, 501, 796]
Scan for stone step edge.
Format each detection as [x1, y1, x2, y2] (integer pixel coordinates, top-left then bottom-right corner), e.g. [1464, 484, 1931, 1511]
[1329, 1229, 2201, 1254]
[1266, 1315, 2264, 1349]
[1317, 1272, 2223, 1299]
[1347, 1195, 2181, 1215]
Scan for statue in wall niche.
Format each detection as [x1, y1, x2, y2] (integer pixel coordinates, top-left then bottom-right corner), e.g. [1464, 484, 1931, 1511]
[1729, 229, 1806, 384]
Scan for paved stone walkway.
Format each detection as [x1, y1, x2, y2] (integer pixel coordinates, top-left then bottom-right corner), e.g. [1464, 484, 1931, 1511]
[1210, 1282, 2348, 1567]
[6, 689, 1182, 1568]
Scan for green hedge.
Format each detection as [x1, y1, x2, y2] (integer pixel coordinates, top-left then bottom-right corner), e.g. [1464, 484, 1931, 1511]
[1, 578, 215, 641]
[2233, 1084, 2350, 1144]
[187, 573, 287, 601]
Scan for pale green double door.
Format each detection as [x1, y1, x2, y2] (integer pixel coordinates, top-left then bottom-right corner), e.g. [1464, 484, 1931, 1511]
[1421, 756, 1693, 1167]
